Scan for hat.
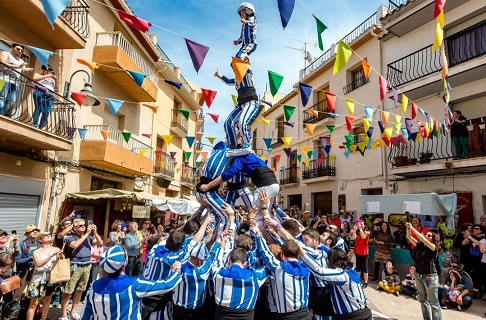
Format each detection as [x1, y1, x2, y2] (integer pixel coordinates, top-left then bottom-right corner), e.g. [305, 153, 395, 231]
[100, 246, 126, 274]
[0, 230, 7, 236]
[41, 64, 53, 71]
[190, 242, 208, 260]
[36, 230, 50, 241]
[24, 225, 40, 235]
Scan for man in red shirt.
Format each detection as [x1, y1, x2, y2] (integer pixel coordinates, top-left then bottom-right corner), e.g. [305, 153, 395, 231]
[329, 212, 342, 229]
[407, 216, 429, 260]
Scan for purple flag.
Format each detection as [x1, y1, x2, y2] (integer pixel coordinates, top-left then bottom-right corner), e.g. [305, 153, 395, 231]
[392, 87, 399, 107]
[378, 121, 385, 133]
[185, 38, 210, 73]
[277, 0, 295, 29]
[319, 136, 327, 146]
[66, 127, 76, 139]
[283, 121, 294, 127]
[405, 118, 413, 135]
[299, 82, 312, 107]
[283, 148, 292, 157]
[367, 127, 374, 138]
[170, 151, 177, 159]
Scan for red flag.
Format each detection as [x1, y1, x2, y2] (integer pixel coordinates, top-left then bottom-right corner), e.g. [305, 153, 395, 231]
[201, 89, 217, 108]
[325, 92, 336, 113]
[71, 92, 88, 106]
[345, 116, 355, 130]
[155, 150, 162, 159]
[207, 113, 219, 123]
[411, 103, 418, 120]
[434, 0, 446, 19]
[275, 154, 281, 163]
[118, 11, 151, 33]
[142, 133, 152, 139]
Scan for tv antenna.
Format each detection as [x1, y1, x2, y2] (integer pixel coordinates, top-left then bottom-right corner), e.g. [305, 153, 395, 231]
[284, 40, 316, 69]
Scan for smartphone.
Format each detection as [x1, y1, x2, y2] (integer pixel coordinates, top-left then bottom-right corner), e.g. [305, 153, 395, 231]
[87, 220, 93, 226]
[11, 230, 16, 235]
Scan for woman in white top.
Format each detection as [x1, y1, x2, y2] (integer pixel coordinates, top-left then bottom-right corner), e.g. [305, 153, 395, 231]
[32, 64, 56, 129]
[26, 231, 61, 320]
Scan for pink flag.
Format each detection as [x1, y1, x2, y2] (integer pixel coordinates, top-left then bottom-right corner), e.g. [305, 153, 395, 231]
[185, 38, 210, 73]
[379, 76, 387, 101]
[201, 89, 217, 108]
[142, 133, 152, 139]
[434, 0, 446, 19]
[207, 113, 219, 123]
[118, 11, 151, 33]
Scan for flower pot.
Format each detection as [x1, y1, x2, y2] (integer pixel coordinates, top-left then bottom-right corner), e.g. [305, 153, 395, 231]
[394, 156, 408, 167]
[407, 158, 417, 165]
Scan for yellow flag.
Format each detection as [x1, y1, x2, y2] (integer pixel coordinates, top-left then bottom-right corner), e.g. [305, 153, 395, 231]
[329, 155, 336, 161]
[416, 133, 422, 142]
[350, 145, 357, 152]
[282, 137, 292, 147]
[232, 56, 251, 84]
[346, 98, 355, 116]
[401, 95, 409, 115]
[258, 118, 270, 126]
[307, 109, 319, 117]
[206, 137, 216, 145]
[384, 127, 393, 140]
[301, 146, 309, 156]
[231, 94, 238, 107]
[424, 123, 430, 137]
[333, 41, 353, 75]
[382, 111, 389, 126]
[163, 135, 174, 146]
[140, 150, 146, 158]
[357, 142, 367, 151]
[305, 124, 316, 136]
[436, 10, 444, 29]
[432, 22, 443, 50]
[160, 162, 166, 169]
[371, 141, 377, 149]
[176, 168, 180, 173]
[303, 160, 310, 167]
[393, 115, 402, 134]
[260, 155, 267, 161]
[363, 118, 370, 133]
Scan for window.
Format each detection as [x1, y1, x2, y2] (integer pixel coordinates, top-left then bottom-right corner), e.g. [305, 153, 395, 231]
[277, 115, 284, 141]
[353, 125, 365, 144]
[343, 66, 370, 94]
[172, 98, 182, 121]
[447, 21, 486, 67]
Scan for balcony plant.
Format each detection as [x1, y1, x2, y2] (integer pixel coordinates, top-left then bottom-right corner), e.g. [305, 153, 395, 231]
[419, 151, 433, 164]
[393, 144, 409, 167]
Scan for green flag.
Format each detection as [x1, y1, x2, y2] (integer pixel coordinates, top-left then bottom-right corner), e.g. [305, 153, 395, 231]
[296, 154, 302, 162]
[333, 41, 353, 75]
[283, 105, 296, 122]
[307, 150, 313, 159]
[121, 132, 131, 143]
[327, 125, 335, 135]
[313, 15, 327, 51]
[178, 109, 190, 120]
[345, 135, 354, 143]
[184, 151, 192, 161]
[268, 70, 284, 96]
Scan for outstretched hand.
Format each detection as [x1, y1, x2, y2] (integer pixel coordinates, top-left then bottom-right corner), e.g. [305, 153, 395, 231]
[259, 191, 270, 206]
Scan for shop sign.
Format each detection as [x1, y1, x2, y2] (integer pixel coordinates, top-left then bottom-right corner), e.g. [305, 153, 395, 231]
[133, 205, 150, 219]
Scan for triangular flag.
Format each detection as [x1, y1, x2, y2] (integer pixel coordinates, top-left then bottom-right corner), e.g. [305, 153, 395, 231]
[367, 127, 374, 138]
[303, 160, 310, 168]
[231, 94, 238, 106]
[140, 150, 147, 158]
[76, 59, 100, 72]
[307, 151, 314, 159]
[186, 136, 195, 148]
[143, 104, 158, 113]
[379, 76, 387, 101]
[393, 87, 399, 107]
[327, 125, 335, 135]
[184, 152, 192, 161]
[100, 130, 110, 141]
[263, 137, 272, 149]
[436, 10, 444, 28]
[231, 57, 251, 84]
[363, 118, 370, 133]
[346, 98, 355, 116]
[184, 38, 209, 73]
[441, 44, 448, 80]
[299, 82, 312, 107]
[378, 121, 385, 133]
[268, 71, 284, 96]
[313, 15, 328, 51]
[201, 89, 217, 108]
[121, 132, 131, 143]
[333, 41, 353, 75]
[301, 146, 309, 156]
[170, 151, 177, 159]
[405, 118, 413, 135]
[260, 155, 267, 161]
[118, 10, 151, 32]
[284, 121, 294, 127]
[384, 127, 393, 140]
[277, 0, 295, 29]
[155, 151, 162, 159]
[307, 109, 319, 118]
[160, 162, 166, 169]
[71, 92, 87, 107]
[28, 46, 53, 67]
[40, 0, 70, 26]
[176, 168, 180, 173]
[78, 128, 88, 139]
[393, 115, 402, 134]
[411, 102, 418, 120]
[345, 116, 355, 130]
[283, 148, 292, 157]
[283, 105, 296, 122]
[344, 151, 350, 159]
[317, 158, 323, 166]
[206, 137, 216, 145]
[207, 113, 219, 123]
[434, 0, 446, 19]
[274, 155, 281, 163]
[200, 152, 208, 161]
[127, 70, 147, 87]
[432, 22, 443, 50]
[361, 60, 371, 78]
[165, 80, 182, 89]
[382, 111, 389, 126]
[282, 137, 292, 147]
[0, 79, 5, 92]
[296, 155, 302, 162]
[305, 124, 316, 136]
[325, 92, 336, 113]
[258, 118, 270, 126]
[106, 98, 124, 115]
[178, 109, 190, 120]
[319, 137, 327, 146]
[365, 106, 373, 122]
[163, 135, 174, 146]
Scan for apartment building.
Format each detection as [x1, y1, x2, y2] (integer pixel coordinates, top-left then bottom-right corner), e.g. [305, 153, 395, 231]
[0, 0, 200, 234]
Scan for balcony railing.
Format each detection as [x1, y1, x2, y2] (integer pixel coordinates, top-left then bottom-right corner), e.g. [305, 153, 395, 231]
[343, 77, 370, 95]
[83, 124, 153, 159]
[60, 0, 90, 40]
[387, 0, 409, 10]
[302, 159, 336, 180]
[303, 99, 330, 124]
[171, 111, 189, 135]
[95, 32, 158, 83]
[156, 44, 176, 72]
[270, 138, 284, 148]
[181, 166, 196, 186]
[154, 151, 175, 179]
[0, 63, 76, 140]
[280, 168, 300, 185]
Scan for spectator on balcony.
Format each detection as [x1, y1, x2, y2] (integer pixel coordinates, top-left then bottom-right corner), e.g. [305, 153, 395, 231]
[450, 110, 469, 160]
[32, 65, 56, 129]
[0, 43, 33, 115]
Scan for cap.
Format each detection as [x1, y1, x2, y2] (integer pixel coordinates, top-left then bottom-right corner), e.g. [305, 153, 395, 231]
[24, 225, 40, 235]
[101, 246, 126, 274]
[0, 230, 7, 236]
[190, 242, 208, 260]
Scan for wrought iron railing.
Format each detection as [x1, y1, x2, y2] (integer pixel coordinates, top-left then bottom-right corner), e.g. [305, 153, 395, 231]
[301, 48, 333, 79]
[270, 139, 284, 148]
[343, 77, 370, 95]
[83, 124, 153, 159]
[156, 44, 176, 72]
[95, 32, 158, 83]
[387, 0, 409, 10]
[0, 63, 76, 140]
[302, 159, 336, 180]
[154, 151, 175, 179]
[171, 110, 189, 135]
[303, 99, 330, 124]
[181, 166, 196, 186]
[60, 0, 90, 40]
[280, 167, 300, 185]
[446, 21, 486, 67]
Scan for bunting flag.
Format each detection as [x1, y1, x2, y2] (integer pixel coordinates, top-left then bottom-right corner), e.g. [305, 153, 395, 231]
[345, 98, 355, 116]
[333, 41, 353, 75]
[201, 88, 217, 108]
[393, 115, 402, 134]
[436, 10, 444, 28]
[319, 137, 327, 146]
[28, 46, 53, 67]
[307, 150, 313, 159]
[207, 113, 219, 123]
[277, 0, 295, 29]
[263, 137, 272, 149]
[441, 44, 448, 79]
[283, 148, 292, 157]
[434, 0, 446, 19]
[327, 125, 335, 135]
[77, 59, 100, 72]
[206, 137, 216, 145]
[324, 144, 332, 155]
[40, 0, 70, 26]
[165, 80, 182, 89]
[258, 118, 270, 126]
[121, 132, 131, 143]
[170, 151, 177, 159]
[268, 71, 284, 96]
[363, 118, 370, 133]
[405, 118, 413, 135]
[71, 92, 88, 107]
[107, 98, 124, 115]
[401, 128, 409, 140]
[325, 92, 336, 113]
[118, 10, 151, 33]
[231, 57, 251, 84]
[378, 121, 385, 133]
[143, 104, 158, 113]
[283, 105, 296, 122]
[155, 150, 162, 159]
[176, 168, 180, 173]
[200, 152, 208, 161]
[186, 136, 195, 148]
[100, 130, 110, 141]
[127, 70, 147, 87]
[282, 137, 292, 147]
[296, 154, 302, 162]
[299, 82, 312, 106]
[163, 135, 174, 146]
[343, 151, 351, 159]
[367, 127, 374, 138]
[301, 146, 309, 156]
[185, 38, 209, 73]
[273, 154, 280, 163]
[303, 160, 310, 168]
[382, 111, 390, 126]
[284, 121, 294, 127]
[432, 22, 443, 50]
[361, 60, 371, 78]
[280, 165, 286, 171]
[78, 128, 88, 139]
[307, 109, 319, 118]
[184, 151, 192, 161]
[67, 128, 76, 140]
[384, 127, 393, 140]
[140, 150, 147, 158]
[159, 162, 166, 169]
[178, 109, 190, 120]
[231, 94, 238, 106]
[305, 124, 316, 136]
[392, 87, 399, 107]
[411, 102, 418, 120]
[365, 106, 373, 122]
[379, 76, 387, 101]
[313, 15, 328, 51]
[345, 116, 355, 130]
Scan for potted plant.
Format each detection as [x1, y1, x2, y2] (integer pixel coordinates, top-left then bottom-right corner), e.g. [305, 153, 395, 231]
[407, 158, 417, 165]
[393, 144, 409, 167]
[419, 151, 433, 164]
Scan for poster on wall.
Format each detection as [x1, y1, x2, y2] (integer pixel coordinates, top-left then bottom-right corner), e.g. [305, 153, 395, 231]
[403, 201, 421, 214]
[366, 201, 380, 213]
[133, 205, 151, 219]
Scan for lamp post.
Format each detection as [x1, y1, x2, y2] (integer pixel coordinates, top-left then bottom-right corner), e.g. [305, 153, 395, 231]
[63, 70, 101, 106]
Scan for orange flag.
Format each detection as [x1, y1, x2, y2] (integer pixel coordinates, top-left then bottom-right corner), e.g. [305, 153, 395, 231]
[305, 124, 316, 136]
[307, 109, 319, 117]
[441, 44, 448, 79]
[382, 111, 389, 126]
[200, 152, 208, 161]
[143, 104, 158, 113]
[231, 57, 251, 84]
[76, 59, 100, 72]
[361, 59, 371, 78]
[100, 130, 110, 141]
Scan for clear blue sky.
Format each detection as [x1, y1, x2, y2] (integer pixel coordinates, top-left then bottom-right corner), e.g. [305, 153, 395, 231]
[128, 0, 388, 150]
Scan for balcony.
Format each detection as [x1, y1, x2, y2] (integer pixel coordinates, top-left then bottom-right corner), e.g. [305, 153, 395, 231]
[170, 111, 189, 137]
[280, 168, 300, 186]
[79, 125, 153, 175]
[343, 76, 370, 95]
[302, 159, 336, 180]
[303, 99, 331, 124]
[180, 166, 196, 187]
[0, 64, 75, 151]
[0, 0, 89, 49]
[93, 32, 158, 102]
[153, 151, 175, 180]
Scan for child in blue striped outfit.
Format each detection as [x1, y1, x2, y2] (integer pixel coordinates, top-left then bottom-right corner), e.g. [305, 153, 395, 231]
[234, 2, 257, 61]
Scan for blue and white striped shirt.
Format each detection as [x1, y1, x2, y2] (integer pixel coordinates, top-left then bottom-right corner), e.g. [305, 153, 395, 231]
[202, 145, 228, 179]
[256, 235, 310, 313]
[220, 68, 254, 90]
[301, 254, 368, 315]
[143, 240, 195, 280]
[301, 245, 329, 288]
[237, 17, 257, 46]
[81, 272, 181, 320]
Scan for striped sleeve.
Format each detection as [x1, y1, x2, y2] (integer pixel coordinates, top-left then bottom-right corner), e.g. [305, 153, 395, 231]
[199, 242, 220, 280]
[255, 234, 279, 274]
[301, 253, 346, 285]
[220, 76, 236, 86]
[134, 271, 182, 298]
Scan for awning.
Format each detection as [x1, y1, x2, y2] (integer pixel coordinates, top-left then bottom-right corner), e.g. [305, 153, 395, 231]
[66, 188, 159, 202]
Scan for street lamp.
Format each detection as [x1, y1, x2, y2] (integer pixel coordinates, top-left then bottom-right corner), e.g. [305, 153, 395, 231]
[63, 70, 101, 106]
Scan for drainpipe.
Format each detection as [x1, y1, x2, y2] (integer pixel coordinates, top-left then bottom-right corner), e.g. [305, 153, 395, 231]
[45, 166, 59, 232]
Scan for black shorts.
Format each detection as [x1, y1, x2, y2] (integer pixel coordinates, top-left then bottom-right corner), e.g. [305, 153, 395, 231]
[355, 254, 368, 273]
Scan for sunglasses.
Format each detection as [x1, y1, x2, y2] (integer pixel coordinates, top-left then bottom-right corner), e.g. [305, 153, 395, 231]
[76, 224, 86, 227]
[474, 227, 481, 230]
[425, 234, 433, 237]
[15, 47, 23, 52]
